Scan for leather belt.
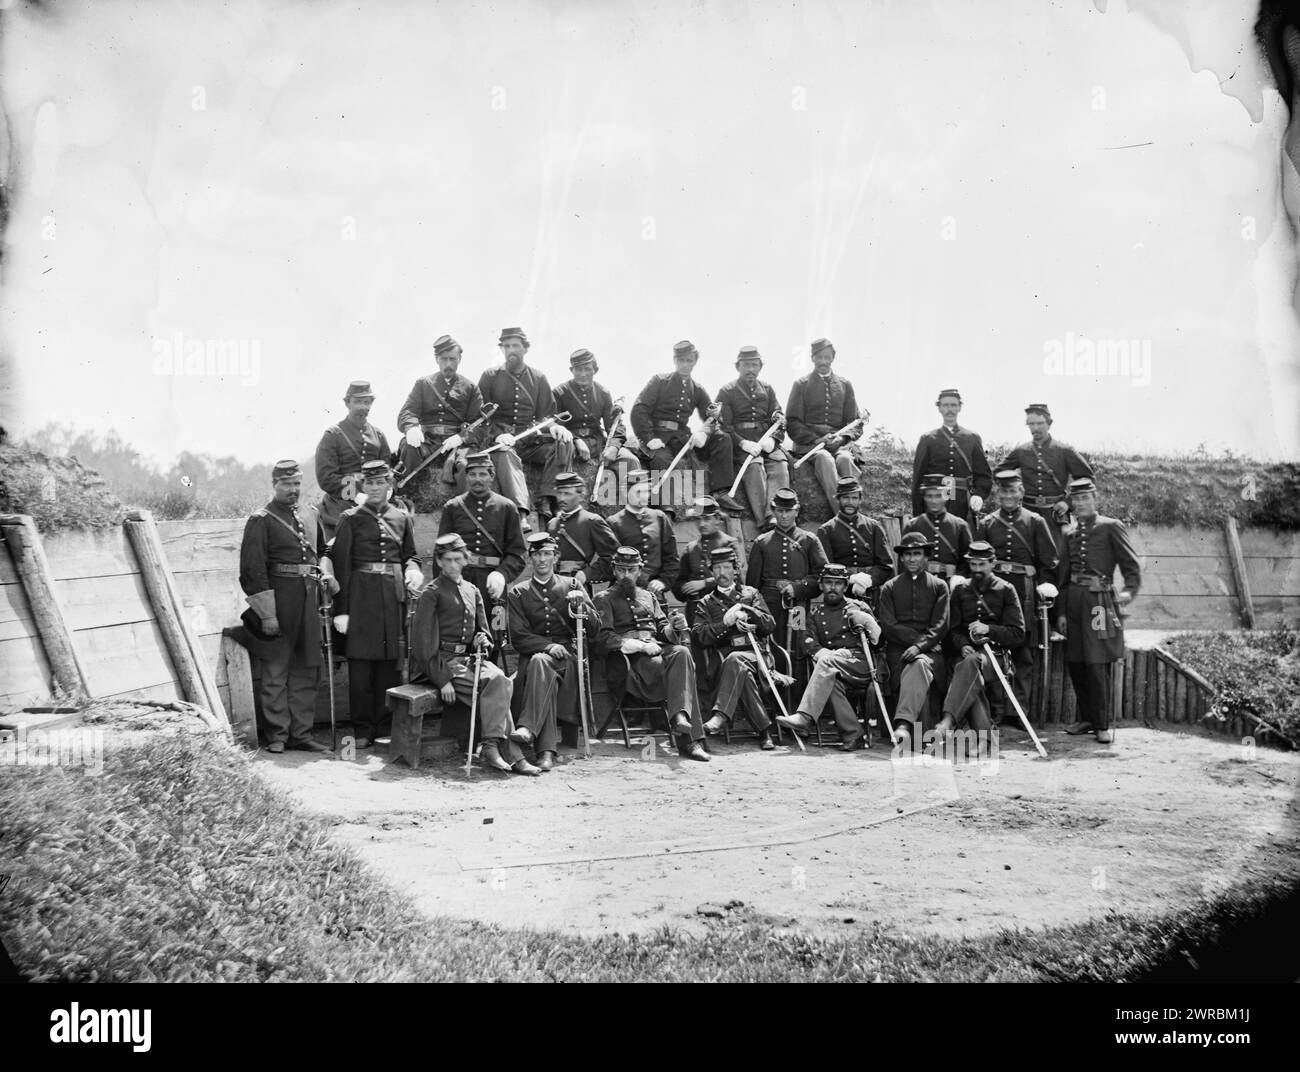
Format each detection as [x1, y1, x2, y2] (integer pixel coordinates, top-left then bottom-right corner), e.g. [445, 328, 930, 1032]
[1023, 494, 1064, 508]
[570, 426, 596, 436]
[439, 641, 470, 654]
[558, 560, 586, 573]
[946, 476, 970, 490]
[356, 561, 400, 574]
[994, 562, 1036, 577]
[655, 421, 681, 432]
[926, 562, 956, 577]
[1071, 573, 1113, 591]
[271, 563, 316, 576]
[422, 424, 461, 436]
[809, 423, 833, 435]
[466, 554, 501, 568]
[727, 635, 752, 648]
[734, 422, 765, 432]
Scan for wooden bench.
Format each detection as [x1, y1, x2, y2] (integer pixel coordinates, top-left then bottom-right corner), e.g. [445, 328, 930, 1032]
[385, 683, 461, 769]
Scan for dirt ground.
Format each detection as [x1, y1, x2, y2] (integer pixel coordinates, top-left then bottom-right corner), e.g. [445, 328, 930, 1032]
[254, 724, 1300, 939]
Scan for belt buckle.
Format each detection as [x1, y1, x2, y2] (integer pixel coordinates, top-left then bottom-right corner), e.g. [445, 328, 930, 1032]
[940, 475, 956, 499]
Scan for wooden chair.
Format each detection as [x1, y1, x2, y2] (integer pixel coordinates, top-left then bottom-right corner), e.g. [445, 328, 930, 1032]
[594, 652, 677, 749]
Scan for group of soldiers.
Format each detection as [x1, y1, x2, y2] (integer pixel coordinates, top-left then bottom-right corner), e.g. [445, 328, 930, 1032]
[238, 331, 1141, 769]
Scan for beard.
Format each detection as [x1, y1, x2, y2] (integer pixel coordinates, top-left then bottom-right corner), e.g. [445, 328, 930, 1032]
[614, 576, 637, 598]
[823, 591, 845, 607]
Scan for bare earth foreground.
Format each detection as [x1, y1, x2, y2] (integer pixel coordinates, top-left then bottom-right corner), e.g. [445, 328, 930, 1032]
[257, 728, 1300, 939]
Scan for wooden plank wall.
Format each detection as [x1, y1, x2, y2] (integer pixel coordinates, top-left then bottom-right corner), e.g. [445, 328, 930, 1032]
[0, 536, 57, 708]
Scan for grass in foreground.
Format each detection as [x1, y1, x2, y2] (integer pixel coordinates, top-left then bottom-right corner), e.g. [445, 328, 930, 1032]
[1, 735, 1296, 982]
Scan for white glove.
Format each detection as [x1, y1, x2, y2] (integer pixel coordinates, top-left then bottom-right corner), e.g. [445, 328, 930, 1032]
[574, 438, 591, 461]
[353, 491, 368, 506]
[648, 579, 666, 597]
[758, 436, 776, 453]
[551, 425, 573, 445]
[333, 615, 349, 634]
[723, 605, 743, 625]
[949, 574, 967, 590]
[690, 430, 708, 448]
[646, 437, 666, 452]
[486, 570, 506, 599]
[405, 564, 424, 594]
[495, 432, 516, 449]
[969, 495, 984, 513]
[864, 618, 882, 645]
[1036, 582, 1059, 600]
[849, 572, 871, 593]
[443, 433, 464, 451]
[741, 440, 761, 456]
[405, 427, 424, 448]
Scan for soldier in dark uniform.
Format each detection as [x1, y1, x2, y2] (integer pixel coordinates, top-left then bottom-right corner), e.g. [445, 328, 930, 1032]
[409, 534, 540, 775]
[476, 326, 575, 526]
[877, 532, 950, 749]
[552, 348, 637, 494]
[1057, 478, 1141, 745]
[816, 477, 894, 607]
[593, 547, 710, 761]
[630, 340, 740, 515]
[328, 460, 424, 748]
[716, 346, 789, 527]
[785, 338, 863, 510]
[505, 532, 582, 772]
[436, 453, 527, 629]
[904, 474, 974, 581]
[777, 564, 882, 751]
[745, 487, 830, 681]
[606, 469, 679, 595]
[694, 547, 779, 750]
[548, 471, 618, 587]
[239, 460, 335, 754]
[314, 380, 394, 539]
[673, 496, 742, 625]
[997, 403, 1094, 565]
[934, 542, 1026, 751]
[976, 469, 1059, 719]
[396, 335, 484, 497]
[910, 388, 992, 524]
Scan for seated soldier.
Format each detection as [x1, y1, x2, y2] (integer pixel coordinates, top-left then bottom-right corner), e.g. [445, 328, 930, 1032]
[933, 541, 1026, 754]
[396, 336, 483, 497]
[409, 533, 540, 775]
[548, 471, 617, 587]
[693, 546, 780, 750]
[552, 347, 638, 477]
[673, 496, 742, 625]
[777, 564, 883, 751]
[505, 532, 588, 771]
[593, 546, 710, 761]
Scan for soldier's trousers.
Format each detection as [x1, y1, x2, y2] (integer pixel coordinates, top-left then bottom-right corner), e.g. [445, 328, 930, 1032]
[941, 650, 995, 733]
[737, 453, 791, 524]
[514, 652, 568, 752]
[494, 435, 574, 511]
[801, 448, 861, 511]
[446, 656, 524, 764]
[892, 652, 937, 749]
[712, 652, 772, 732]
[347, 658, 400, 740]
[796, 651, 870, 742]
[260, 648, 320, 746]
[605, 646, 706, 741]
[988, 645, 1033, 724]
[640, 432, 735, 509]
[1067, 660, 1112, 730]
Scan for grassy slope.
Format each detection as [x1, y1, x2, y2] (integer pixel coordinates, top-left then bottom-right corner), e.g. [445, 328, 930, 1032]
[2, 734, 1296, 982]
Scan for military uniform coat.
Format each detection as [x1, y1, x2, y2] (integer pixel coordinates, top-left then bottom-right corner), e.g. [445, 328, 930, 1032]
[593, 585, 696, 713]
[816, 513, 894, 593]
[314, 419, 393, 535]
[328, 500, 419, 661]
[607, 506, 679, 584]
[903, 510, 973, 577]
[672, 530, 742, 622]
[997, 436, 1094, 510]
[877, 570, 950, 682]
[239, 501, 328, 666]
[437, 491, 527, 584]
[716, 377, 787, 462]
[910, 424, 992, 516]
[948, 574, 1026, 654]
[691, 583, 776, 686]
[409, 574, 487, 688]
[553, 378, 626, 457]
[477, 363, 558, 436]
[745, 525, 829, 615]
[785, 371, 860, 456]
[631, 371, 714, 449]
[1063, 514, 1141, 664]
[977, 506, 1060, 629]
[548, 507, 619, 582]
[397, 372, 484, 440]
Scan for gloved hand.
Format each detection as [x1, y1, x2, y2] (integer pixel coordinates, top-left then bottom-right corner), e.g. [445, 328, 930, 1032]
[849, 572, 871, 593]
[405, 427, 424, 449]
[353, 491, 368, 506]
[646, 437, 666, 452]
[812, 647, 832, 664]
[741, 440, 761, 456]
[1052, 500, 1071, 525]
[758, 436, 776, 453]
[1117, 590, 1133, 606]
[641, 640, 663, 656]
[262, 617, 282, 637]
[574, 438, 591, 461]
[440, 682, 457, 705]
[620, 637, 643, 654]
[486, 571, 506, 599]
[1036, 582, 1059, 600]
[723, 604, 743, 626]
[442, 433, 464, 452]
[333, 615, 349, 634]
[600, 443, 620, 463]
[648, 578, 666, 595]
[405, 564, 424, 594]
[949, 574, 967, 591]
[690, 430, 708, 448]
[495, 432, 516, 449]
[969, 495, 984, 514]
[552, 425, 574, 445]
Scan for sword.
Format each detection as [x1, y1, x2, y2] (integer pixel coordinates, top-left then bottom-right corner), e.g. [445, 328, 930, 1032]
[792, 416, 865, 469]
[395, 403, 500, 490]
[566, 585, 595, 759]
[652, 402, 721, 495]
[747, 628, 804, 752]
[1038, 596, 1053, 721]
[464, 646, 484, 776]
[592, 399, 625, 503]
[981, 639, 1048, 757]
[857, 627, 895, 742]
[485, 411, 572, 454]
[726, 415, 785, 499]
[309, 565, 339, 756]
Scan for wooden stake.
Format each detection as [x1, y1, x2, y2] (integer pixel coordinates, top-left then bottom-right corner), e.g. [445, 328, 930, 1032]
[1223, 515, 1256, 630]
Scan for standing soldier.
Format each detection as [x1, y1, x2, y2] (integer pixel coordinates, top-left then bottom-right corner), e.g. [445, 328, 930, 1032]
[548, 471, 618, 586]
[877, 532, 950, 749]
[694, 547, 780, 750]
[716, 346, 789, 528]
[437, 452, 527, 618]
[552, 348, 637, 491]
[606, 469, 679, 596]
[594, 547, 711, 761]
[409, 534, 540, 774]
[314, 380, 393, 539]
[631, 340, 741, 515]
[976, 469, 1059, 719]
[777, 564, 883, 751]
[998, 403, 1094, 566]
[910, 388, 991, 524]
[478, 327, 575, 527]
[239, 460, 335, 754]
[785, 338, 863, 510]
[396, 335, 483, 497]
[505, 532, 581, 772]
[816, 478, 894, 607]
[673, 496, 742, 625]
[1057, 478, 1141, 746]
[933, 542, 1026, 750]
[328, 460, 425, 749]
[904, 474, 974, 582]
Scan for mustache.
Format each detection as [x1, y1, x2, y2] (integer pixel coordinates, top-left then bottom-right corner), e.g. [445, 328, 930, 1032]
[614, 577, 636, 594]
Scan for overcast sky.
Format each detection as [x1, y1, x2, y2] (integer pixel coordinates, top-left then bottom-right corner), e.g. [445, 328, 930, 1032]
[2, 0, 1298, 468]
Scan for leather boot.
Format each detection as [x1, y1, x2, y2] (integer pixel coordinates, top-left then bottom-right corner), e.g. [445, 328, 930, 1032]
[480, 740, 513, 772]
[537, 751, 556, 772]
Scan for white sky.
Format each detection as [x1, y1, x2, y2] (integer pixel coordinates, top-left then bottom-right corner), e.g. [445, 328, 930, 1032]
[2, 0, 1298, 466]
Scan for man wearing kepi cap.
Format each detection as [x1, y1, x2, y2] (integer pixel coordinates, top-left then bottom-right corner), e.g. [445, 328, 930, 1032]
[315, 380, 394, 539]
[1058, 478, 1141, 745]
[693, 546, 780, 750]
[239, 460, 336, 754]
[910, 388, 991, 524]
[785, 338, 863, 510]
[716, 346, 789, 527]
[673, 496, 742, 626]
[607, 469, 679, 594]
[478, 327, 574, 527]
[933, 541, 1025, 752]
[328, 460, 424, 748]
[876, 532, 950, 748]
[998, 403, 1094, 563]
[409, 533, 540, 774]
[437, 451, 528, 615]
[548, 471, 618, 586]
[396, 335, 484, 496]
[631, 340, 741, 514]
[594, 547, 711, 761]
[815, 478, 894, 609]
[904, 474, 973, 581]
[552, 348, 637, 483]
